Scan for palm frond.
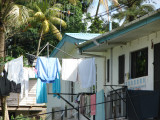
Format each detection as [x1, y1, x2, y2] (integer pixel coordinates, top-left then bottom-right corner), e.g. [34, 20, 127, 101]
[4, 4, 29, 28]
[34, 12, 45, 22]
[42, 19, 49, 34]
[50, 23, 62, 41]
[45, 8, 64, 18]
[49, 17, 67, 28]
[68, 0, 77, 5]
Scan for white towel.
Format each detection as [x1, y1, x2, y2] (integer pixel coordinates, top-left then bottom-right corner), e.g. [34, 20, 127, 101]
[78, 58, 96, 88]
[21, 67, 29, 98]
[7, 56, 23, 84]
[62, 59, 78, 82]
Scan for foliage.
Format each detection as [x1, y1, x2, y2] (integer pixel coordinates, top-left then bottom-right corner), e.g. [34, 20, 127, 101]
[57, 0, 87, 33]
[25, 1, 67, 41]
[102, 21, 119, 32]
[10, 114, 43, 120]
[111, 0, 155, 24]
[88, 17, 103, 33]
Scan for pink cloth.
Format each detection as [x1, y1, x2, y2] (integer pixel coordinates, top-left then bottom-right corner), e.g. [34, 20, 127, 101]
[91, 94, 96, 115]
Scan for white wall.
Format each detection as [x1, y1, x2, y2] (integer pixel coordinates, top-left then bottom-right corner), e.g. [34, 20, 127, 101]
[104, 30, 160, 91]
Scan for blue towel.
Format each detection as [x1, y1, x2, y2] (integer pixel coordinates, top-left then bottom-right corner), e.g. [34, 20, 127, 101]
[36, 57, 61, 83]
[52, 72, 61, 99]
[96, 89, 105, 120]
[36, 78, 47, 103]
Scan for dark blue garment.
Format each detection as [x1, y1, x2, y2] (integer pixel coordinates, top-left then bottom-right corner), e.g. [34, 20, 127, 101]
[36, 57, 61, 83]
[127, 90, 159, 120]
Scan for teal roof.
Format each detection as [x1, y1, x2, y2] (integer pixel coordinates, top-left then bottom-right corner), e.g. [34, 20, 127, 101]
[65, 33, 101, 40]
[50, 33, 100, 57]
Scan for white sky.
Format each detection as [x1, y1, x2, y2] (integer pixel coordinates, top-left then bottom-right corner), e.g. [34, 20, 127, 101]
[87, 0, 160, 21]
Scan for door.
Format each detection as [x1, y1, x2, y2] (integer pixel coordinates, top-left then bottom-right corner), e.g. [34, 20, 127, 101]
[154, 43, 160, 91]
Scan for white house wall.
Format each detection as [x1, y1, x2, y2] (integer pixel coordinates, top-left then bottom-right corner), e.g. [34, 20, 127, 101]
[103, 30, 160, 91]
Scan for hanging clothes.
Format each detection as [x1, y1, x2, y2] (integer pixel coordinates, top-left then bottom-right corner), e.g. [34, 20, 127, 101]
[62, 59, 78, 82]
[80, 94, 86, 114]
[90, 94, 96, 116]
[5, 56, 23, 93]
[52, 72, 61, 99]
[10, 81, 21, 93]
[36, 78, 47, 103]
[96, 89, 105, 120]
[78, 58, 96, 88]
[6, 56, 23, 84]
[85, 95, 91, 117]
[27, 54, 35, 66]
[21, 67, 29, 98]
[36, 57, 61, 83]
[0, 70, 11, 96]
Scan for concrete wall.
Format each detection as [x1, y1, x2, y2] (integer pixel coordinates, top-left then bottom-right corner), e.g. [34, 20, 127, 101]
[104, 30, 160, 91]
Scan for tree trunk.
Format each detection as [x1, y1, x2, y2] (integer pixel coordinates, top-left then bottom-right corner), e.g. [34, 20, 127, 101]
[96, 0, 101, 17]
[36, 30, 43, 56]
[1, 97, 9, 120]
[0, 23, 9, 120]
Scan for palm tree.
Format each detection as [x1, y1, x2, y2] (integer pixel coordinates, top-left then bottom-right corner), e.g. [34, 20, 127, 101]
[112, 0, 155, 24]
[0, 1, 29, 119]
[26, 1, 67, 55]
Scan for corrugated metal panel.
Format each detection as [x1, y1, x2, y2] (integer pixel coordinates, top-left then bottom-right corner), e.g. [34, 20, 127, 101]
[65, 33, 100, 40]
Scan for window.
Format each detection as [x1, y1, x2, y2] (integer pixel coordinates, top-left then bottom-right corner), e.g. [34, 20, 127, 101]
[131, 48, 148, 78]
[119, 55, 125, 84]
[107, 59, 110, 83]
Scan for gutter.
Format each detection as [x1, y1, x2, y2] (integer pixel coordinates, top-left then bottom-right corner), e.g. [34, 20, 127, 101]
[78, 8, 160, 52]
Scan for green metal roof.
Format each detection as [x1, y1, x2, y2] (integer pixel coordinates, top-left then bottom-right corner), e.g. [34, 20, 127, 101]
[50, 33, 100, 57]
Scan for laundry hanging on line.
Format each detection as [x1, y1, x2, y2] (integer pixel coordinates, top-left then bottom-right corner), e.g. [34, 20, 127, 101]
[27, 54, 36, 66]
[36, 57, 61, 103]
[62, 59, 78, 82]
[5, 56, 23, 93]
[96, 89, 105, 120]
[0, 70, 11, 96]
[36, 78, 47, 103]
[90, 94, 96, 115]
[21, 67, 37, 98]
[36, 57, 61, 83]
[52, 72, 61, 99]
[62, 58, 96, 88]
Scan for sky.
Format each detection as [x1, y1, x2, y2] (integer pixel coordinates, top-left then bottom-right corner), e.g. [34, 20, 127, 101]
[87, 0, 160, 23]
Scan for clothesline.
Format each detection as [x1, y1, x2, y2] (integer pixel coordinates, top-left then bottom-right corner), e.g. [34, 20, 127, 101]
[48, 92, 95, 95]
[26, 42, 92, 59]
[14, 97, 127, 120]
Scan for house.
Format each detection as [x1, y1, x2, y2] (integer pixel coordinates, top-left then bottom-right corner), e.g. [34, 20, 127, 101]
[47, 33, 100, 120]
[48, 9, 160, 120]
[78, 9, 160, 119]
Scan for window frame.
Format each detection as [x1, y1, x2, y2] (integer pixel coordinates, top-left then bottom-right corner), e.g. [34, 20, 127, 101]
[130, 47, 148, 79]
